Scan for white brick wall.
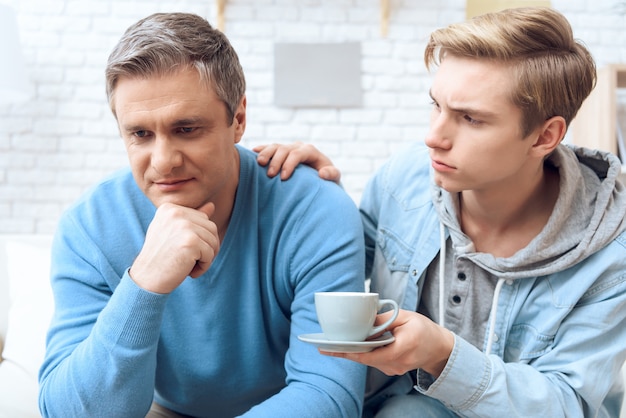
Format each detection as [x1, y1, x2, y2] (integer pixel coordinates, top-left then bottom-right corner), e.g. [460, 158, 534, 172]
[1, 0, 625, 233]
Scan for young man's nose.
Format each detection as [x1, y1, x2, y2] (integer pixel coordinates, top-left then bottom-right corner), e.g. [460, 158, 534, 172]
[424, 111, 452, 150]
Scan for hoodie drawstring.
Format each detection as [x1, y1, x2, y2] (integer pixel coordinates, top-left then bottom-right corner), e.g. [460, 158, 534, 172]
[438, 222, 446, 329]
[437, 222, 506, 356]
[485, 278, 506, 355]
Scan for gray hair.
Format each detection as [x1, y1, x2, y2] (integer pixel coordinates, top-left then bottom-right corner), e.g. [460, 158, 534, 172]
[105, 12, 246, 124]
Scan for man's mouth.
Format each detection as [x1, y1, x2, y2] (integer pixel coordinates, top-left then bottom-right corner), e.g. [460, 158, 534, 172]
[154, 178, 192, 191]
[431, 158, 455, 172]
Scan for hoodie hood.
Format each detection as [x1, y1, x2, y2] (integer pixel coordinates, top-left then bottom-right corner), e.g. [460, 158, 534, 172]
[432, 144, 626, 279]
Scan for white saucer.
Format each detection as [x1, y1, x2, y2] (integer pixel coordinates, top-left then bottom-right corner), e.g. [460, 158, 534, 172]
[298, 332, 395, 353]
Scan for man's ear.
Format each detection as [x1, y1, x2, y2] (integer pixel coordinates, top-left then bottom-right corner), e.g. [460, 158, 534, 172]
[531, 116, 566, 157]
[233, 96, 246, 144]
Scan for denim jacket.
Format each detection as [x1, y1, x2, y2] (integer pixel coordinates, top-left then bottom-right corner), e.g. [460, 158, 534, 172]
[360, 142, 626, 417]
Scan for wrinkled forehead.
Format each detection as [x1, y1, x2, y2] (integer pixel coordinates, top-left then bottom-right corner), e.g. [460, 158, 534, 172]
[432, 56, 517, 108]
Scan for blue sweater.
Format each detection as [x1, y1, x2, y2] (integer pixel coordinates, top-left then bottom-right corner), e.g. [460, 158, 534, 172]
[39, 146, 367, 417]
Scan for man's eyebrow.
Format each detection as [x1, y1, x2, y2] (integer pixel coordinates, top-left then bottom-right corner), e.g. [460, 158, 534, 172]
[121, 124, 146, 133]
[429, 89, 497, 119]
[172, 117, 209, 127]
[121, 117, 212, 132]
[451, 106, 498, 120]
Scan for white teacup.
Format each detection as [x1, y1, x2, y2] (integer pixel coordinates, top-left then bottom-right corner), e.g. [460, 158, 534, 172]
[315, 292, 399, 342]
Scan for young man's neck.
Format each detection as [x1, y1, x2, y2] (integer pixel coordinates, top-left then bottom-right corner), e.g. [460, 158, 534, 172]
[458, 164, 560, 257]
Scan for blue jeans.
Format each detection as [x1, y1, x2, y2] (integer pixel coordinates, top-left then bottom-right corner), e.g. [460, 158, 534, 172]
[369, 391, 459, 418]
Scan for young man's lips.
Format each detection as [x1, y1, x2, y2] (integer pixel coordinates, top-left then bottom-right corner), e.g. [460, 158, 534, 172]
[431, 159, 455, 172]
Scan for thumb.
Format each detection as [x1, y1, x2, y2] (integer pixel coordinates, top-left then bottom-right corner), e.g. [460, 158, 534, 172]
[374, 310, 398, 327]
[198, 201, 216, 219]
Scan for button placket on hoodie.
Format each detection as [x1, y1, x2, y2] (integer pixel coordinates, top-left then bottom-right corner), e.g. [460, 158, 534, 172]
[444, 257, 472, 330]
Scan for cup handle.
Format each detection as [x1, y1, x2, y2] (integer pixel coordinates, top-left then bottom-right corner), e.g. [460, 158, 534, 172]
[368, 299, 399, 337]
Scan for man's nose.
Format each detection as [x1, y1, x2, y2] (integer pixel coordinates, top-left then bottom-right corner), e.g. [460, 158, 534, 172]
[424, 110, 452, 150]
[151, 136, 183, 175]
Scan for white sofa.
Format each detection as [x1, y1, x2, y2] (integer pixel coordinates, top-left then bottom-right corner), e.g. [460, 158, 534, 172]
[0, 235, 53, 418]
[0, 234, 625, 417]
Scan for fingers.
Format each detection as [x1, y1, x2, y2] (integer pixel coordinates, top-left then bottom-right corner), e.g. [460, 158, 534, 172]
[294, 143, 341, 183]
[251, 144, 267, 153]
[254, 143, 296, 178]
[319, 166, 342, 183]
[254, 142, 342, 182]
[319, 344, 400, 376]
[184, 203, 220, 278]
[319, 310, 450, 377]
[197, 201, 216, 218]
[374, 310, 399, 326]
[131, 203, 220, 293]
[188, 235, 219, 278]
[269, 142, 303, 179]
[254, 144, 275, 167]
[320, 344, 410, 377]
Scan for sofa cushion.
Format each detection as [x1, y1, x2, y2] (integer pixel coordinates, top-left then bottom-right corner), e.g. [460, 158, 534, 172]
[0, 360, 41, 418]
[0, 236, 53, 418]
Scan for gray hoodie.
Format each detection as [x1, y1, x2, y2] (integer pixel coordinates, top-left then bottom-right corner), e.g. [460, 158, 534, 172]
[423, 144, 626, 351]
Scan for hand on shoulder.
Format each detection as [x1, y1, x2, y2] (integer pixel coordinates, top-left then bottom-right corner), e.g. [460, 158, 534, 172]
[254, 142, 342, 183]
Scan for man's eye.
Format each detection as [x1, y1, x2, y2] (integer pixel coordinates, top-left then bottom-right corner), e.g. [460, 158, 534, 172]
[179, 127, 195, 134]
[134, 130, 149, 138]
[464, 115, 481, 125]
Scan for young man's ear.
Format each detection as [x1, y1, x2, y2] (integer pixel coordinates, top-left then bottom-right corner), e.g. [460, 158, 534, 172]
[532, 116, 567, 157]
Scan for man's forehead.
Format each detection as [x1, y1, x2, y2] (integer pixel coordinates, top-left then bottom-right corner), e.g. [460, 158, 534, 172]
[115, 95, 223, 132]
[432, 57, 515, 107]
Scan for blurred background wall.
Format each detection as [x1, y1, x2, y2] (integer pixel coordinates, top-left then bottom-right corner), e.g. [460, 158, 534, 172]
[0, 0, 625, 234]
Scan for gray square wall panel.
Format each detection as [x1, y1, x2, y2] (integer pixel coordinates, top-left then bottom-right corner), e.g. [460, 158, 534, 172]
[274, 42, 362, 108]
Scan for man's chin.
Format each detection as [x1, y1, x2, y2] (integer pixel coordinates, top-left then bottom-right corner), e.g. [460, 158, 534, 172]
[148, 195, 198, 209]
[432, 176, 462, 194]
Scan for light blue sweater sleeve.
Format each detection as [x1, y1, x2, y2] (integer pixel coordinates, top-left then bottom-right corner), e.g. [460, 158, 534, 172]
[39, 217, 169, 417]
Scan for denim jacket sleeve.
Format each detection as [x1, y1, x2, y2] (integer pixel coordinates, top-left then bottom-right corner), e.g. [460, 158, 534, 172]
[414, 237, 626, 418]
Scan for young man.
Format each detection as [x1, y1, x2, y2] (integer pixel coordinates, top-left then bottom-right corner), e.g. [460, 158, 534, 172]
[256, 7, 626, 417]
[38, 13, 367, 418]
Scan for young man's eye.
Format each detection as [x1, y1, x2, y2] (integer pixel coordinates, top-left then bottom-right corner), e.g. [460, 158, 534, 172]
[134, 130, 149, 138]
[178, 127, 195, 134]
[464, 115, 481, 125]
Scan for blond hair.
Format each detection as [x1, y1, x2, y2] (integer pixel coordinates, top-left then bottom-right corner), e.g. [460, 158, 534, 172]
[425, 7, 596, 137]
